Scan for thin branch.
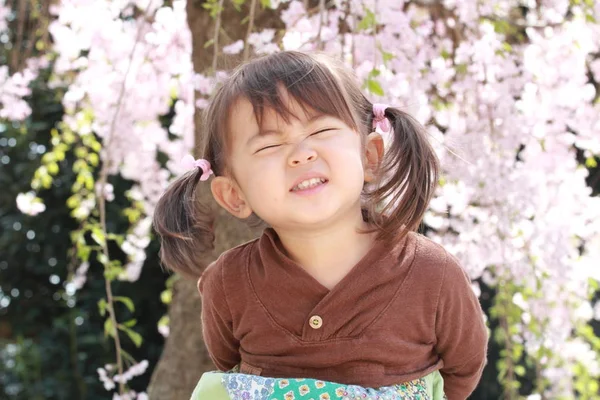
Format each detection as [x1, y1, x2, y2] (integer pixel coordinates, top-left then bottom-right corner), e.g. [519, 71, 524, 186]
[499, 310, 517, 400]
[22, 0, 38, 67]
[243, 0, 258, 62]
[372, 0, 377, 66]
[12, 0, 28, 71]
[482, 14, 565, 30]
[41, 0, 51, 51]
[316, 0, 325, 50]
[212, 0, 225, 72]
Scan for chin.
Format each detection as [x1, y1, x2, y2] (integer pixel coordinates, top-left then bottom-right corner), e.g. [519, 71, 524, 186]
[289, 209, 345, 228]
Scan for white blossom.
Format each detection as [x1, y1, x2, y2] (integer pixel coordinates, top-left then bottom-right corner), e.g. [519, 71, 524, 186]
[16, 192, 46, 216]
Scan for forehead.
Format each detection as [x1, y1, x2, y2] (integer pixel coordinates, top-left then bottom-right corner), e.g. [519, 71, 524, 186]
[227, 92, 324, 139]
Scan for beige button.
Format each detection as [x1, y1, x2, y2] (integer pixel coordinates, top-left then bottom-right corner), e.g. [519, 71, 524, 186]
[309, 315, 323, 329]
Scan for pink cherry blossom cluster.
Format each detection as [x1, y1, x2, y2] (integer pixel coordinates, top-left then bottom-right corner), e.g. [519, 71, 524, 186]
[47, 0, 195, 283]
[97, 360, 149, 399]
[0, 60, 41, 121]
[0, 2, 50, 121]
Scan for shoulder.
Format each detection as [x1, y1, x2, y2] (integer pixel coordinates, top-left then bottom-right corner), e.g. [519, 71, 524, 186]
[197, 236, 260, 296]
[407, 232, 470, 283]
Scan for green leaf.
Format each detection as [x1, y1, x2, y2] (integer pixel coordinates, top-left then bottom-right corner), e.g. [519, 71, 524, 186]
[119, 326, 143, 348]
[123, 208, 141, 224]
[84, 174, 94, 190]
[204, 38, 215, 49]
[104, 318, 115, 337]
[585, 156, 597, 168]
[455, 64, 468, 75]
[501, 42, 513, 53]
[41, 152, 55, 163]
[158, 315, 169, 327]
[98, 298, 107, 317]
[382, 51, 394, 63]
[232, 0, 245, 11]
[585, 13, 596, 23]
[66, 194, 80, 209]
[74, 146, 88, 158]
[91, 227, 105, 246]
[41, 174, 52, 189]
[357, 9, 376, 31]
[107, 233, 124, 246]
[366, 79, 384, 96]
[369, 68, 381, 78]
[161, 289, 172, 305]
[72, 159, 86, 173]
[97, 252, 109, 266]
[114, 296, 135, 313]
[122, 319, 137, 328]
[89, 141, 102, 153]
[88, 153, 99, 167]
[77, 246, 90, 262]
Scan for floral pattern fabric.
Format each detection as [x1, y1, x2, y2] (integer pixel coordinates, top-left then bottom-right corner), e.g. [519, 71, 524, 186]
[221, 373, 441, 400]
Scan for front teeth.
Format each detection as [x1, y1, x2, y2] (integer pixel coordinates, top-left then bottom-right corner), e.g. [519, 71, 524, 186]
[293, 178, 325, 191]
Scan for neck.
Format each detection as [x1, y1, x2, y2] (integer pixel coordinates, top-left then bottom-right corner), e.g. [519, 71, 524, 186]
[274, 212, 377, 290]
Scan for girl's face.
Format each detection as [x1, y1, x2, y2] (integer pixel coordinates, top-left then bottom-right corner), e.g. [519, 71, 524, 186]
[211, 91, 381, 232]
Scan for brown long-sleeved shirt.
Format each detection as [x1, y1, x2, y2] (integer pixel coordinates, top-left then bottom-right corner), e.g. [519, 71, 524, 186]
[198, 228, 488, 399]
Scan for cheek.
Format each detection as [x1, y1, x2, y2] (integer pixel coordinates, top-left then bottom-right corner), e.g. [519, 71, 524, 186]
[328, 136, 367, 187]
[234, 157, 282, 199]
[329, 134, 365, 166]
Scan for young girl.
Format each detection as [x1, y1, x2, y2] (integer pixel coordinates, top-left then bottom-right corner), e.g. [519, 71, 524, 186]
[153, 51, 488, 400]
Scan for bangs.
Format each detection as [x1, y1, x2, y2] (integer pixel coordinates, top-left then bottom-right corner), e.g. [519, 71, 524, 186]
[204, 51, 370, 175]
[231, 52, 360, 133]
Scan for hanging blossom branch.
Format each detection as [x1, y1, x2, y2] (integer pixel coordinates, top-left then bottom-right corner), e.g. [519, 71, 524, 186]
[95, 0, 159, 395]
[0, 2, 46, 123]
[22, 0, 168, 398]
[316, 0, 326, 50]
[243, 0, 258, 61]
[212, 0, 225, 72]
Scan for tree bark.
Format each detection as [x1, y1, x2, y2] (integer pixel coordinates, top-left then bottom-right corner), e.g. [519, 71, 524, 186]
[147, 1, 282, 399]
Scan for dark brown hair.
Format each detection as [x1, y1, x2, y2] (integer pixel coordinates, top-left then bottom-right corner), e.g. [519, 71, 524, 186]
[153, 51, 439, 278]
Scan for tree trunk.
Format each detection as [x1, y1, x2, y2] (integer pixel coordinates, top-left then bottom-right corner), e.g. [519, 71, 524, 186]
[147, 1, 281, 399]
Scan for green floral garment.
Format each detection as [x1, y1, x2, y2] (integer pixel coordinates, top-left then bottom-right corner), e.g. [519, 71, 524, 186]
[190, 370, 446, 400]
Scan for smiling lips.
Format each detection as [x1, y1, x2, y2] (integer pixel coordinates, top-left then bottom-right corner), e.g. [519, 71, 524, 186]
[290, 177, 328, 192]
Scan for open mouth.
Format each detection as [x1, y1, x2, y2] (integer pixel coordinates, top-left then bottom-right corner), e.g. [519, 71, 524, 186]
[290, 177, 328, 192]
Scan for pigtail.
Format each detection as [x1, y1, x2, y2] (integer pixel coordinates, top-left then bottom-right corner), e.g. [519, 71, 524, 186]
[152, 168, 215, 279]
[365, 106, 440, 240]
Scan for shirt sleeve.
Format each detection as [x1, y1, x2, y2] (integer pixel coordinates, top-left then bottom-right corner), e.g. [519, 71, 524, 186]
[434, 252, 488, 400]
[197, 260, 241, 371]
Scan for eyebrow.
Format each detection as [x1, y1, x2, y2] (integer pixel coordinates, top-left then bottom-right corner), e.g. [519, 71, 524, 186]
[246, 113, 330, 147]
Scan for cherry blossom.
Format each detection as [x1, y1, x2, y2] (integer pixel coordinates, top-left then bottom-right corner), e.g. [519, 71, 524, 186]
[15, 191, 46, 216]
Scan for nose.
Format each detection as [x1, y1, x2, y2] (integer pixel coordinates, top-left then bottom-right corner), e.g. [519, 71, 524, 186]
[288, 143, 317, 167]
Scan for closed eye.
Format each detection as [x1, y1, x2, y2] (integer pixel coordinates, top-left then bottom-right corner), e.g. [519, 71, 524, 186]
[255, 144, 281, 153]
[311, 128, 335, 136]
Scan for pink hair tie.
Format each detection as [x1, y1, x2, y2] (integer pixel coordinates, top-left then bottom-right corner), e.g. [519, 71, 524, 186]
[181, 154, 213, 181]
[373, 103, 391, 133]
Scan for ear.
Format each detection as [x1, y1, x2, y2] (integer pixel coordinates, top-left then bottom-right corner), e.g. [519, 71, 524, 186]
[210, 176, 253, 219]
[364, 132, 384, 183]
